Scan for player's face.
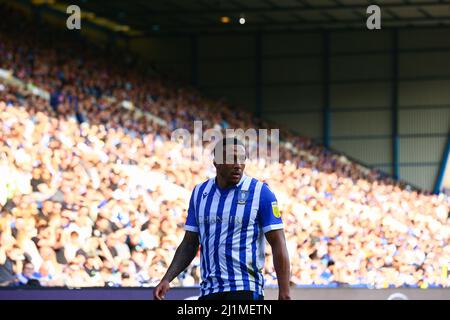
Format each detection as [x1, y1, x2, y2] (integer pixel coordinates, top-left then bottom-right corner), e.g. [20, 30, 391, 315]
[214, 145, 246, 186]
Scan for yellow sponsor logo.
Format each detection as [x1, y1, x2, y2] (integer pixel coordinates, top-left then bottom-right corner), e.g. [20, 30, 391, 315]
[271, 202, 281, 218]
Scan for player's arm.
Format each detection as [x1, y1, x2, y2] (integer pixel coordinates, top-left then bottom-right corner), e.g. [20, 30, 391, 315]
[265, 230, 291, 300]
[162, 231, 199, 283]
[153, 190, 200, 300]
[258, 183, 291, 300]
[153, 231, 199, 299]
[164, 231, 199, 283]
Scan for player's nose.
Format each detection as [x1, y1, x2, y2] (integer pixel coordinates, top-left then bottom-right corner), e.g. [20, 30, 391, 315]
[232, 165, 241, 172]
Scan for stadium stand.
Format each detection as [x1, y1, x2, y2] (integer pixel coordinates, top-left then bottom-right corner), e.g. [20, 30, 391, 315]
[0, 4, 449, 289]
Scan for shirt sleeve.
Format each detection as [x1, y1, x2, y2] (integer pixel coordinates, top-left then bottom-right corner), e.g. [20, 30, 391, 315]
[184, 189, 199, 233]
[258, 183, 284, 233]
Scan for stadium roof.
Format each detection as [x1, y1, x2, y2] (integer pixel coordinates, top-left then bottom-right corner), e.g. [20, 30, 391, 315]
[62, 0, 450, 35]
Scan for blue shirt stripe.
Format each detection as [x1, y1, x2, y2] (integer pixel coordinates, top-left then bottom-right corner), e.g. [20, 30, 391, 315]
[225, 187, 239, 291]
[238, 178, 257, 291]
[195, 180, 210, 296]
[202, 184, 217, 290]
[251, 219, 260, 294]
[212, 188, 229, 292]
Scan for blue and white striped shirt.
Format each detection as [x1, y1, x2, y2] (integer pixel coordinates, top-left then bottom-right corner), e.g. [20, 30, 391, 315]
[184, 174, 283, 297]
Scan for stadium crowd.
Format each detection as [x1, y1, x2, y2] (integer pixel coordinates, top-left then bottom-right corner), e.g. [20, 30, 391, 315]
[1, 5, 449, 288]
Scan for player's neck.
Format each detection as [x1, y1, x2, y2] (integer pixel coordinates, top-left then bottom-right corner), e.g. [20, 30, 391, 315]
[216, 177, 234, 190]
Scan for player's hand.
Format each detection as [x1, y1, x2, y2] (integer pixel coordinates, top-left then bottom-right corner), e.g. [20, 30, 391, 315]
[278, 291, 291, 300]
[153, 280, 170, 300]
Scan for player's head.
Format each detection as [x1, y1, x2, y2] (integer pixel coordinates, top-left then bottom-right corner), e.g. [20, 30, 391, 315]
[213, 137, 246, 186]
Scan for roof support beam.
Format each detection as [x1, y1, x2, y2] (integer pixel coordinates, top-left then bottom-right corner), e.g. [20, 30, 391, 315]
[139, 1, 450, 16]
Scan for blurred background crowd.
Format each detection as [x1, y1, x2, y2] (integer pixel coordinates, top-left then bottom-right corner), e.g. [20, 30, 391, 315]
[0, 4, 449, 289]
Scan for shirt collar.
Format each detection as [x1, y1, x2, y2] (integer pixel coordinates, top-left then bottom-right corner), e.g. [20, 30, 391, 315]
[214, 174, 246, 193]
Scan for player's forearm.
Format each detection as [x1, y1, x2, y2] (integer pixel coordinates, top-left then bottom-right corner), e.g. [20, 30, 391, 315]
[162, 240, 198, 283]
[272, 243, 291, 296]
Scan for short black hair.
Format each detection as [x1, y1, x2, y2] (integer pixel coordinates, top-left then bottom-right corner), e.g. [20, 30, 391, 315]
[213, 137, 245, 156]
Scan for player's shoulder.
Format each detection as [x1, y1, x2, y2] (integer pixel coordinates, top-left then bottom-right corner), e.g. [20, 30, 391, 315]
[246, 176, 273, 194]
[192, 177, 215, 192]
[249, 176, 270, 187]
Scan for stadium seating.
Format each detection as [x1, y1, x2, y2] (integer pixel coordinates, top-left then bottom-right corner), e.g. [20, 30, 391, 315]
[0, 5, 449, 289]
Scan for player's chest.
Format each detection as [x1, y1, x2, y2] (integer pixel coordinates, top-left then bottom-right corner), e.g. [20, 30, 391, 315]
[197, 190, 259, 227]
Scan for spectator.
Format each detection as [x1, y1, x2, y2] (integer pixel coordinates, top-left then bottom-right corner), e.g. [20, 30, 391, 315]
[17, 261, 41, 287]
[0, 246, 19, 287]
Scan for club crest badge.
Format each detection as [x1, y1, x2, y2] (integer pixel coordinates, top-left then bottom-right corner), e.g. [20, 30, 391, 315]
[237, 190, 249, 205]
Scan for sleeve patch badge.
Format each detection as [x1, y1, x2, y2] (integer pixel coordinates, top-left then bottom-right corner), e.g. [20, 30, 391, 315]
[271, 201, 281, 218]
